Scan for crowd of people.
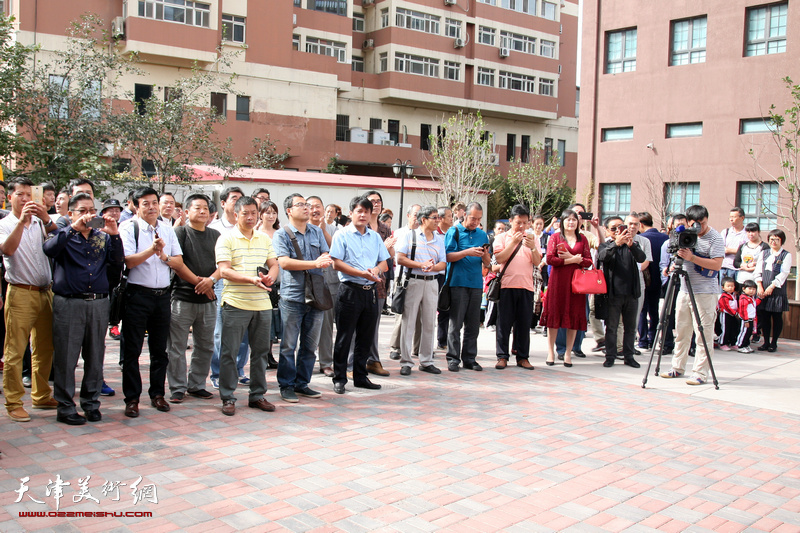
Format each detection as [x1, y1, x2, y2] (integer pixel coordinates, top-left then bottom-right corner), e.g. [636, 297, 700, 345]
[0, 177, 792, 424]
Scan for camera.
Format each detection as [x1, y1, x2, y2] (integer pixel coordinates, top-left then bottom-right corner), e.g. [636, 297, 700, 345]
[667, 224, 699, 254]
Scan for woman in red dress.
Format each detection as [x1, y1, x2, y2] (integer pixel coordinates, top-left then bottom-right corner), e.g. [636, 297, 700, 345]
[540, 210, 593, 366]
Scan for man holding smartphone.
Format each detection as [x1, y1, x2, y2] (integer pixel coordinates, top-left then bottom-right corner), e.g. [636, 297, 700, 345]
[43, 193, 124, 424]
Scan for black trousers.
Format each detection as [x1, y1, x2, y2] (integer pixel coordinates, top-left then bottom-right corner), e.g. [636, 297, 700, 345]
[333, 283, 379, 385]
[437, 274, 449, 348]
[121, 285, 171, 403]
[496, 288, 533, 359]
[605, 294, 639, 359]
[638, 288, 661, 347]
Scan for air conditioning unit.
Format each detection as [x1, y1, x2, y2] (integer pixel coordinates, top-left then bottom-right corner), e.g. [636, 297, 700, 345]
[362, 38, 374, 49]
[111, 16, 124, 39]
[453, 37, 465, 48]
[380, 139, 396, 146]
[363, 0, 374, 6]
[444, 0, 457, 5]
[488, 153, 500, 166]
[499, 46, 510, 57]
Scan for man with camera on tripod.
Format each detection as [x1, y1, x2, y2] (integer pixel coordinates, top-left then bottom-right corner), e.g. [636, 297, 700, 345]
[660, 205, 724, 386]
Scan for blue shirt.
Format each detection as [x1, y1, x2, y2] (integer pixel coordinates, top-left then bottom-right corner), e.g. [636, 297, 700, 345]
[330, 224, 390, 285]
[43, 226, 125, 296]
[120, 218, 182, 289]
[273, 223, 330, 304]
[445, 223, 488, 289]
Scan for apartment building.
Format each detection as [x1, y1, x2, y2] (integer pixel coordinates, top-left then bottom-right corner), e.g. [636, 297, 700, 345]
[4, 0, 578, 184]
[578, 0, 797, 235]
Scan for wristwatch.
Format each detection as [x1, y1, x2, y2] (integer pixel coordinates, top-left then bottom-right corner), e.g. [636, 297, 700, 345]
[164, 256, 172, 263]
[209, 276, 218, 283]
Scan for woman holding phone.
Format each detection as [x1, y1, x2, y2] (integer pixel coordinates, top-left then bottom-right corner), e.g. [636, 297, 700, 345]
[539, 210, 593, 366]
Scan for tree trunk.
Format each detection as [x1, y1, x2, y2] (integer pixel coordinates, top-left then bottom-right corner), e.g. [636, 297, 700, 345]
[795, 249, 800, 301]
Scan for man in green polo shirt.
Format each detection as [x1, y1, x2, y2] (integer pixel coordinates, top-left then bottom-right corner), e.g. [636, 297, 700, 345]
[215, 196, 279, 416]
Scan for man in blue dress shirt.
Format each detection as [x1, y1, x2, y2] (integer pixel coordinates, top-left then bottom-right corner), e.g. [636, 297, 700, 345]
[43, 193, 124, 425]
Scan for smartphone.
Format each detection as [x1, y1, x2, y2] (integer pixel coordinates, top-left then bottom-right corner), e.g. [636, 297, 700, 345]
[87, 217, 104, 229]
[579, 211, 593, 220]
[31, 185, 43, 205]
[482, 243, 491, 252]
[557, 242, 568, 254]
[257, 266, 269, 277]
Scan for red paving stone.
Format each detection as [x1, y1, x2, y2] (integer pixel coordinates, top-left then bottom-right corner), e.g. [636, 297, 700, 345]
[1, 331, 800, 531]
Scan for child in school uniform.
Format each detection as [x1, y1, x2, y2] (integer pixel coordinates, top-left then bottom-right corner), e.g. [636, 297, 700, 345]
[716, 277, 739, 351]
[736, 279, 760, 353]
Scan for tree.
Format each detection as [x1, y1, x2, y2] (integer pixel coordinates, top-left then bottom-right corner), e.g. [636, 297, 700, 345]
[116, 53, 239, 193]
[747, 76, 800, 300]
[247, 135, 290, 170]
[424, 111, 496, 207]
[323, 156, 347, 174]
[506, 143, 569, 217]
[0, 14, 133, 189]
[642, 155, 685, 230]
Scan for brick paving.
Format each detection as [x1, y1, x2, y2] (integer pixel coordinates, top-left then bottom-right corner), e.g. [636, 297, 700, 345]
[1, 322, 799, 532]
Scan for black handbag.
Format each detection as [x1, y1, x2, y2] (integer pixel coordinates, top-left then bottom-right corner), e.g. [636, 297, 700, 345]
[391, 230, 416, 314]
[286, 227, 333, 311]
[486, 241, 523, 302]
[438, 228, 458, 312]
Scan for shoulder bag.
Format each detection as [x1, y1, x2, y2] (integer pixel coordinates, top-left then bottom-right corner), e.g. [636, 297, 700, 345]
[287, 227, 333, 311]
[390, 230, 416, 314]
[486, 240, 523, 302]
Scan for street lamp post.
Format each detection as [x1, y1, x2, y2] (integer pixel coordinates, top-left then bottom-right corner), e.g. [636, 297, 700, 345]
[392, 159, 414, 224]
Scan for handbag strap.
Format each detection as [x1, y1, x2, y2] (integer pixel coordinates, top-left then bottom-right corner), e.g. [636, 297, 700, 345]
[497, 239, 524, 279]
[398, 230, 417, 286]
[286, 227, 305, 260]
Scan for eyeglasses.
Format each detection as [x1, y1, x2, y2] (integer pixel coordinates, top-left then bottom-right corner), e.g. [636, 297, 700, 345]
[292, 203, 309, 208]
[607, 225, 620, 232]
[426, 216, 441, 221]
[74, 208, 97, 215]
[369, 198, 382, 204]
[768, 237, 782, 242]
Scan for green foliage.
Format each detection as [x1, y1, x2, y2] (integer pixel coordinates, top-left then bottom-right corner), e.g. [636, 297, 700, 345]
[506, 144, 569, 218]
[323, 156, 347, 174]
[248, 136, 290, 170]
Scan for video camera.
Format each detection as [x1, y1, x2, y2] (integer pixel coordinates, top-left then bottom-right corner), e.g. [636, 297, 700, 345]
[667, 224, 700, 254]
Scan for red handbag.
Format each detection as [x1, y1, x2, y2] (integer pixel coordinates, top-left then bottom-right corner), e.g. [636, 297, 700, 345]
[571, 268, 607, 294]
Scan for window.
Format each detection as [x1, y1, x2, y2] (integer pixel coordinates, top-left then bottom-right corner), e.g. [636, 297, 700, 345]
[138, 0, 210, 27]
[222, 14, 246, 43]
[542, 1, 557, 20]
[477, 67, 495, 86]
[557, 139, 566, 166]
[671, 16, 706, 65]
[210, 92, 227, 116]
[666, 122, 703, 138]
[369, 118, 382, 132]
[395, 53, 439, 78]
[112, 158, 131, 173]
[353, 13, 365, 32]
[506, 134, 516, 161]
[388, 119, 400, 144]
[352, 56, 364, 72]
[482, 0, 536, 16]
[665, 182, 700, 213]
[444, 61, 460, 81]
[421, 124, 432, 151]
[381, 8, 389, 28]
[738, 182, 779, 230]
[134, 83, 153, 115]
[740, 117, 779, 134]
[601, 183, 632, 221]
[82, 79, 102, 120]
[540, 39, 556, 58]
[520, 135, 530, 163]
[49, 75, 69, 119]
[396, 8, 440, 35]
[606, 28, 637, 73]
[539, 78, 555, 96]
[501, 30, 536, 54]
[142, 160, 157, 177]
[478, 26, 496, 46]
[379, 52, 388, 72]
[336, 114, 350, 141]
[292, 34, 300, 51]
[306, 37, 347, 63]
[445, 18, 462, 39]
[294, 0, 301, 5]
[544, 137, 553, 163]
[236, 95, 250, 121]
[499, 71, 536, 93]
[310, 0, 346, 16]
[601, 127, 633, 141]
[746, 2, 787, 56]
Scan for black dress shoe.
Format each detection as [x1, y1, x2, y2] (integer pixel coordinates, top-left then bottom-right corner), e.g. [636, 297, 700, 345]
[757, 344, 770, 351]
[633, 349, 642, 355]
[624, 358, 641, 368]
[57, 413, 87, 426]
[557, 353, 565, 360]
[85, 409, 102, 422]
[419, 365, 442, 374]
[463, 362, 483, 371]
[124, 401, 139, 418]
[603, 359, 614, 368]
[151, 396, 171, 412]
[354, 379, 381, 390]
[767, 345, 777, 352]
[333, 382, 346, 394]
[572, 350, 587, 358]
[447, 362, 460, 372]
[400, 366, 411, 376]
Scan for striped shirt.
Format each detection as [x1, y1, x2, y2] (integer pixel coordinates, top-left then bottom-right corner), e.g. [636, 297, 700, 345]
[397, 228, 445, 277]
[216, 227, 277, 311]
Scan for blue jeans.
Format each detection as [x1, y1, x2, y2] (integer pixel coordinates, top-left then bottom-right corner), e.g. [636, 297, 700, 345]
[556, 300, 589, 355]
[210, 280, 250, 379]
[277, 299, 324, 390]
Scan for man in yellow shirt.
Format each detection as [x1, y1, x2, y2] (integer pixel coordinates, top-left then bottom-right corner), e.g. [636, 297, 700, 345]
[215, 197, 279, 416]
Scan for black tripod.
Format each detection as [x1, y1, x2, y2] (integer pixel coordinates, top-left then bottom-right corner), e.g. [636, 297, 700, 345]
[642, 256, 719, 389]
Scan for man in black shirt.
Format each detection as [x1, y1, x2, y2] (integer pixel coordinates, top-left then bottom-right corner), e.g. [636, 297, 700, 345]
[166, 194, 221, 403]
[597, 214, 646, 368]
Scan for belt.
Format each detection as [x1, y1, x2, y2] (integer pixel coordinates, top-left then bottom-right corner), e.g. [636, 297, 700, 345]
[10, 283, 51, 292]
[62, 293, 108, 300]
[408, 274, 436, 281]
[343, 281, 375, 291]
[128, 284, 171, 296]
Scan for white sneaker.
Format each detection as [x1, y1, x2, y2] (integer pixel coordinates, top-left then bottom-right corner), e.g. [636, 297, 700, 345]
[738, 346, 754, 353]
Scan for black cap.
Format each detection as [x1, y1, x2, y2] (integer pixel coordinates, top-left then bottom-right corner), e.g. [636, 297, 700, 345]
[101, 198, 122, 214]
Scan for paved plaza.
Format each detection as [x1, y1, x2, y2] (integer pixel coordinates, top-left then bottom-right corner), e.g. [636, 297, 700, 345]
[1, 320, 799, 532]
